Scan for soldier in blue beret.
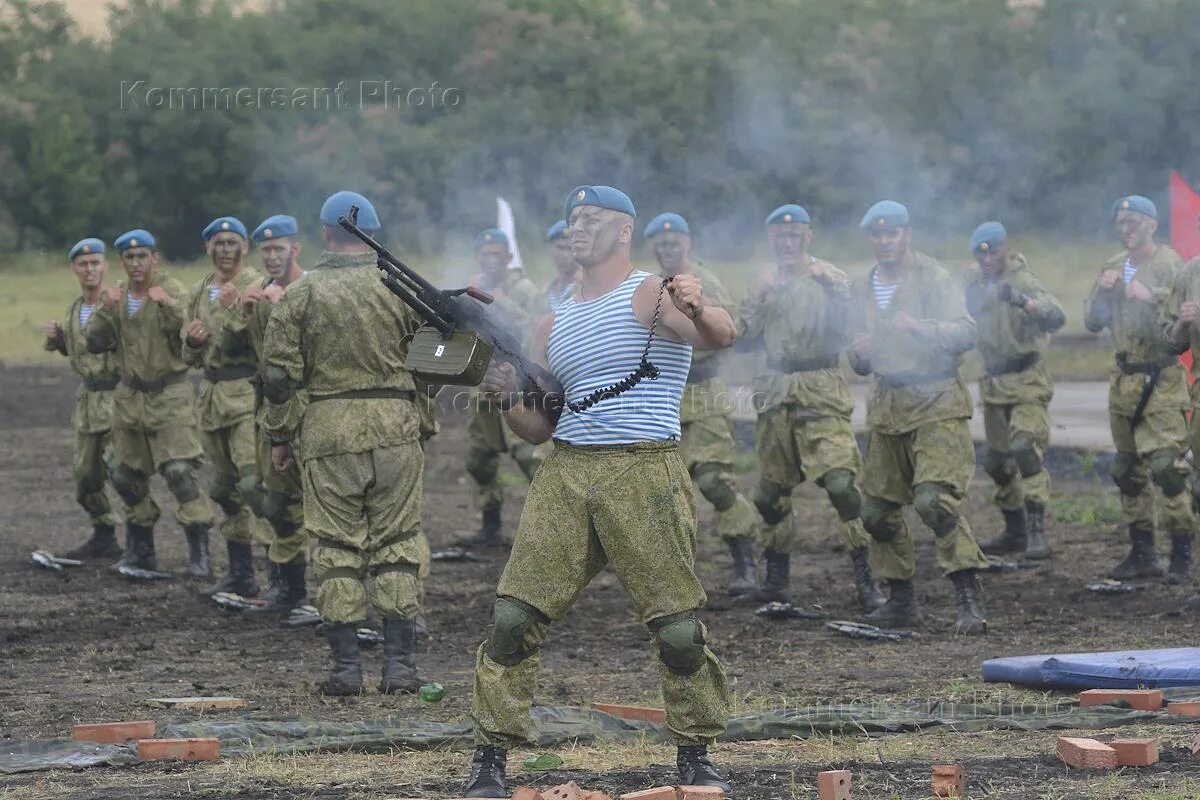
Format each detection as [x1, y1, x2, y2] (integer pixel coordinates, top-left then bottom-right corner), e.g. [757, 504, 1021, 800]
[320, 190, 380, 231]
[183, 217, 265, 600]
[541, 219, 578, 311]
[88, 230, 216, 575]
[456, 227, 544, 549]
[1091, 194, 1193, 584]
[43, 238, 122, 560]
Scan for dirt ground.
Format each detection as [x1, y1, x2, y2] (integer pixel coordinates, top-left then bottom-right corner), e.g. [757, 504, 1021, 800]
[2, 363, 1200, 799]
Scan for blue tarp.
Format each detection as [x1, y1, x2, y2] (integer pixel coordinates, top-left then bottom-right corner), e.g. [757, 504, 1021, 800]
[982, 647, 1200, 689]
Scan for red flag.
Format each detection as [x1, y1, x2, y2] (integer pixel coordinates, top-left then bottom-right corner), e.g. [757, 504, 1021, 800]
[1170, 171, 1200, 382]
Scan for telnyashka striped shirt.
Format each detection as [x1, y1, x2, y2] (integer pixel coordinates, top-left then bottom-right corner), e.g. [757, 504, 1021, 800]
[872, 272, 900, 310]
[545, 281, 576, 311]
[1123, 257, 1137, 285]
[79, 303, 96, 327]
[548, 271, 691, 445]
[126, 295, 145, 318]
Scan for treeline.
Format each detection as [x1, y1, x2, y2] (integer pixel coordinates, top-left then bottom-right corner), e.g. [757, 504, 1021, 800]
[2, 0, 1199, 258]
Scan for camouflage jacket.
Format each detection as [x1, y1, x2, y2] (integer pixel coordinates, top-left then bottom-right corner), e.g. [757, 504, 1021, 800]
[261, 251, 424, 459]
[182, 268, 261, 430]
[848, 252, 976, 434]
[45, 295, 119, 434]
[964, 253, 1066, 406]
[738, 258, 854, 419]
[473, 269, 542, 343]
[670, 262, 737, 422]
[1164, 255, 1200, 405]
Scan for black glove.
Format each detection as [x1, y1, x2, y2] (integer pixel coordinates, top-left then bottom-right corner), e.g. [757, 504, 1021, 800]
[998, 282, 1029, 309]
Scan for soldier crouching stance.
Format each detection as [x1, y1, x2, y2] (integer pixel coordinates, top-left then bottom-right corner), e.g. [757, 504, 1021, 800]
[463, 186, 736, 797]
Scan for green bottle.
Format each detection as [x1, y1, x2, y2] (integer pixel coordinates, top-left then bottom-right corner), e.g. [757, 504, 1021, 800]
[521, 753, 563, 770]
[418, 682, 445, 702]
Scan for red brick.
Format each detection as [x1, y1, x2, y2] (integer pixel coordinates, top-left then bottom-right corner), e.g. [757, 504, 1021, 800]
[619, 789, 677, 800]
[1110, 738, 1159, 767]
[1078, 689, 1164, 711]
[1168, 701, 1200, 718]
[591, 703, 667, 724]
[581, 792, 615, 800]
[72, 720, 156, 744]
[1056, 737, 1117, 770]
[678, 787, 726, 800]
[136, 737, 220, 761]
[931, 764, 965, 798]
[512, 789, 545, 800]
[543, 783, 582, 800]
[817, 769, 852, 800]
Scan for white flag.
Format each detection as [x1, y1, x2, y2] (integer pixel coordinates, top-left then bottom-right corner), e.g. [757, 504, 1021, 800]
[497, 196, 524, 270]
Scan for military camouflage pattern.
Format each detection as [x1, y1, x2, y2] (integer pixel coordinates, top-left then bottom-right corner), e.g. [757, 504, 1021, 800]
[1110, 409, 1192, 531]
[88, 272, 212, 528]
[682, 263, 734, 384]
[466, 406, 542, 509]
[1165, 255, 1200, 501]
[677, 386, 757, 543]
[45, 295, 119, 526]
[982, 403, 1051, 509]
[473, 441, 729, 747]
[862, 419, 989, 579]
[183, 268, 261, 430]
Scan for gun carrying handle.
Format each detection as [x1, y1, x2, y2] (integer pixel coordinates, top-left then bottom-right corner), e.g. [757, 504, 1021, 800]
[465, 286, 494, 304]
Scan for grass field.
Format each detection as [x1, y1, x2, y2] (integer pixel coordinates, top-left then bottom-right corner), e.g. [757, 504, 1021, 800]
[0, 235, 1117, 374]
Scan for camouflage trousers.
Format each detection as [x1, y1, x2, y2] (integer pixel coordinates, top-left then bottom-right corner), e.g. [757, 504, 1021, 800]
[981, 401, 1051, 511]
[753, 406, 870, 552]
[1111, 409, 1193, 536]
[201, 417, 268, 546]
[471, 441, 729, 747]
[301, 442, 429, 624]
[74, 429, 118, 527]
[110, 420, 213, 528]
[861, 418, 989, 580]
[679, 414, 757, 542]
[466, 405, 542, 510]
[254, 429, 305, 565]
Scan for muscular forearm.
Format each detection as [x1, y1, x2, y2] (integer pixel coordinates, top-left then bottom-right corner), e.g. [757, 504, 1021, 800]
[692, 306, 736, 350]
[502, 402, 555, 445]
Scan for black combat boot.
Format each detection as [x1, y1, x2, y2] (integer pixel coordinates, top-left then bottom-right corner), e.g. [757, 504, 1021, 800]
[950, 569, 988, 636]
[201, 541, 259, 597]
[463, 745, 508, 798]
[318, 623, 363, 696]
[677, 745, 732, 791]
[183, 525, 211, 577]
[1167, 532, 1194, 586]
[248, 562, 308, 615]
[64, 523, 122, 560]
[850, 546, 886, 611]
[111, 523, 157, 570]
[247, 562, 282, 612]
[457, 506, 503, 549]
[860, 578, 922, 628]
[980, 507, 1027, 555]
[755, 550, 792, 603]
[1109, 524, 1163, 580]
[378, 617, 425, 694]
[726, 538, 758, 597]
[1023, 501, 1051, 560]
[1187, 594, 1200, 612]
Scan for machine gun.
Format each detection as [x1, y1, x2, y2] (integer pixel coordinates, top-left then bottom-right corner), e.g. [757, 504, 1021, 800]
[337, 207, 565, 421]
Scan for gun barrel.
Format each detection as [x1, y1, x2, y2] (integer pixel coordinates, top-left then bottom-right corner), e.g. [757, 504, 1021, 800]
[336, 214, 443, 297]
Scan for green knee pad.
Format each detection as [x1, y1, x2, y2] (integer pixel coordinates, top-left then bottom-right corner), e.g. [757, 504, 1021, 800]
[820, 468, 861, 521]
[208, 470, 240, 516]
[1110, 452, 1146, 496]
[485, 596, 550, 667]
[862, 495, 902, 542]
[262, 364, 298, 404]
[236, 471, 266, 517]
[466, 447, 499, 486]
[694, 463, 737, 512]
[981, 447, 1018, 486]
[913, 482, 958, 537]
[648, 611, 707, 676]
[111, 463, 148, 506]
[1148, 448, 1188, 497]
[753, 480, 791, 525]
[162, 460, 201, 504]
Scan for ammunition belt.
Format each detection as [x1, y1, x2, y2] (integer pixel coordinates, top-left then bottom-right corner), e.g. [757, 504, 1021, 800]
[984, 352, 1040, 377]
[121, 371, 187, 393]
[309, 388, 416, 403]
[1116, 352, 1176, 375]
[203, 364, 258, 383]
[877, 369, 958, 389]
[82, 375, 120, 392]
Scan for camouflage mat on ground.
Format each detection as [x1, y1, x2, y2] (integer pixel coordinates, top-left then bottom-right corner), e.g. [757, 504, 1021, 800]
[6, 690, 1200, 774]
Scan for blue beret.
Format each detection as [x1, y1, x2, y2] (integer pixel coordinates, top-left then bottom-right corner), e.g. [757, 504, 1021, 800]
[475, 228, 509, 249]
[202, 216, 248, 242]
[860, 200, 910, 231]
[114, 229, 156, 251]
[1112, 195, 1157, 220]
[765, 204, 811, 226]
[69, 237, 105, 260]
[321, 190, 380, 230]
[252, 214, 299, 242]
[545, 220, 568, 241]
[564, 185, 636, 221]
[970, 221, 1007, 253]
[644, 212, 690, 238]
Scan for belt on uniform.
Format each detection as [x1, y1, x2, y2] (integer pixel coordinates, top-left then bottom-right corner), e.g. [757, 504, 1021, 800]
[308, 388, 416, 403]
[1116, 352, 1176, 375]
[203, 364, 258, 383]
[121, 371, 187, 393]
[685, 359, 722, 384]
[877, 369, 957, 389]
[984, 352, 1040, 377]
[82, 375, 120, 392]
[772, 356, 840, 373]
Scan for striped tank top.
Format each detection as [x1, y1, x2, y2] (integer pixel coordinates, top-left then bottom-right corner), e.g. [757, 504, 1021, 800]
[548, 271, 692, 445]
